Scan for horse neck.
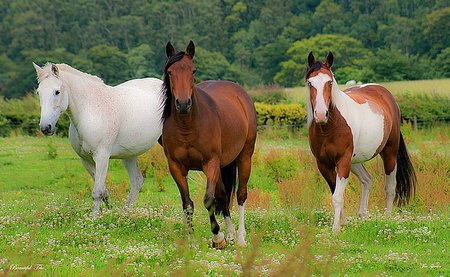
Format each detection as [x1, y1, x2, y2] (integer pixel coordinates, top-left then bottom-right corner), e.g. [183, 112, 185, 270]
[60, 71, 108, 121]
[330, 77, 353, 114]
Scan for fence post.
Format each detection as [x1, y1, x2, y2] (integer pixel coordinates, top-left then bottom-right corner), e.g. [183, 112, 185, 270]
[413, 116, 418, 131]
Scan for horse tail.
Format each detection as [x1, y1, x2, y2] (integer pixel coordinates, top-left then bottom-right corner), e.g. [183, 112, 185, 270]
[395, 132, 417, 206]
[215, 160, 237, 216]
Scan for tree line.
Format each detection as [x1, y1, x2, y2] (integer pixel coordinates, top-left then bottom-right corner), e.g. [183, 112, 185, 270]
[0, 0, 449, 98]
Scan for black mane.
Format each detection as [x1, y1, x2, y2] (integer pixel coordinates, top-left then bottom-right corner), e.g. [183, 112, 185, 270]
[305, 61, 325, 80]
[161, 51, 186, 120]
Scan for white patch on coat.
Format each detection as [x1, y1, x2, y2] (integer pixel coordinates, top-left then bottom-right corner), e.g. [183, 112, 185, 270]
[330, 79, 385, 163]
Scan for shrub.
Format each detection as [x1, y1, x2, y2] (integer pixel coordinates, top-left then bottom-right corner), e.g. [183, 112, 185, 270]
[397, 92, 450, 124]
[254, 103, 307, 125]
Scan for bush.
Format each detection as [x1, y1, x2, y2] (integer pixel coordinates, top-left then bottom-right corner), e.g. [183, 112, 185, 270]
[397, 92, 450, 124]
[254, 103, 307, 125]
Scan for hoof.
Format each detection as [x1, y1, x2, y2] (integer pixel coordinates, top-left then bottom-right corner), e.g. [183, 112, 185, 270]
[236, 239, 247, 247]
[212, 238, 227, 249]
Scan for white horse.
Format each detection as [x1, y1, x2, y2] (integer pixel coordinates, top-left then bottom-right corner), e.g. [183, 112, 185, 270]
[33, 63, 163, 214]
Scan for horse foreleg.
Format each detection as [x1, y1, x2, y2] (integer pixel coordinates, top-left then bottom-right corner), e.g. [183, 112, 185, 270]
[169, 161, 194, 232]
[204, 160, 226, 249]
[122, 157, 144, 208]
[92, 153, 111, 215]
[331, 159, 351, 233]
[351, 163, 373, 219]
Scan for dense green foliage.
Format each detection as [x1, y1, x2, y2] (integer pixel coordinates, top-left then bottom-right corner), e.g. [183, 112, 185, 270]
[0, 0, 449, 98]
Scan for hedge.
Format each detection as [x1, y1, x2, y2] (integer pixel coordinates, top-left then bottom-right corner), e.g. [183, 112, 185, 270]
[1, 93, 448, 137]
[254, 103, 307, 125]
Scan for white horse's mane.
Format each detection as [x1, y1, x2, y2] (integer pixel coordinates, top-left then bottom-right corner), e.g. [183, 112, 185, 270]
[38, 63, 105, 85]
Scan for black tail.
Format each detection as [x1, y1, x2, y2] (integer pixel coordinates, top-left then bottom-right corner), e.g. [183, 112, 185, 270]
[395, 132, 417, 206]
[215, 160, 237, 216]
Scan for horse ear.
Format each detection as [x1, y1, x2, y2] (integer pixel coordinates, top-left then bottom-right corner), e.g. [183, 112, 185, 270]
[325, 52, 334, 68]
[185, 40, 195, 59]
[51, 64, 59, 77]
[32, 62, 42, 73]
[308, 52, 316, 68]
[166, 41, 175, 58]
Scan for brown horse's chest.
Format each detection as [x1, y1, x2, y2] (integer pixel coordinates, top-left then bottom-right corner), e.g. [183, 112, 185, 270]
[308, 111, 354, 164]
[163, 123, 220, 170]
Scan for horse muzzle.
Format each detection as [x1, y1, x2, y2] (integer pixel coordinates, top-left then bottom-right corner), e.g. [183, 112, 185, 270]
[175, 98, 192, 115]
[40, 123, 55, 136]
[314, 110, 329, 124]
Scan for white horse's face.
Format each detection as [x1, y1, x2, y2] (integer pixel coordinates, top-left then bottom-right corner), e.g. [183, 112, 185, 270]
[34, 63, 69, 136]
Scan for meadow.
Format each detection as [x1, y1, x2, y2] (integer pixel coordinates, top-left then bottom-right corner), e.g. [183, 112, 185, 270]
[0, 121, 449, 276]
[0, 79, 450, 276]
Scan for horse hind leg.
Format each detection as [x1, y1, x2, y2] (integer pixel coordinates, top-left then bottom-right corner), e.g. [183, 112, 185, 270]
[385, 164, 397, 216]
[122, 157, 144, 208]
[204, 160, 226, 249]
[351, 163, 373, 219]
[235, 154, 254, 246]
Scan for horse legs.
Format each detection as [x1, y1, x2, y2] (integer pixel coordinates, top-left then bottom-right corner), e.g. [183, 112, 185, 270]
[91, 152, 111, 215]
[381, 148, 398, 216]
[233, 154, 253, 246]
[318, 159, 351, 233]
[80, 157, 95, 180]
[351, 163, 372, 218]
[168, 160, 194, 232]
[122, 157, 144, 208]
[384, 164, 397, 216]
[204, 159, 226, 249]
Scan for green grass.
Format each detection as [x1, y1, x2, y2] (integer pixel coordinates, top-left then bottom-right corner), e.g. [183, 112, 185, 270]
[0, 126, 449, 276]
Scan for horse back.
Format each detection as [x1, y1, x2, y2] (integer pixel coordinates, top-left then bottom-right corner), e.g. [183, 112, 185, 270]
[197, 80, 257, 128]
[344, 84, 400, 121]
[343, 84, 401, 162]
[196, 80, 257, 165]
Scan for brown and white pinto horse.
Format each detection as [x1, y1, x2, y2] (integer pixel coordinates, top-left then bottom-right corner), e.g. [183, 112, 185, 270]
[305, 52, 416, 233]
[161, 41, 257, 248]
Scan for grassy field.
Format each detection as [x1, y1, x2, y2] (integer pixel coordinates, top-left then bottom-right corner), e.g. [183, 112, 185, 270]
[285, 78, 450, 105]
[0, 121, 449, 276]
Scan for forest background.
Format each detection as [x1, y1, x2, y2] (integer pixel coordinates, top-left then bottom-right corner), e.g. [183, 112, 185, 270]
[0, 0, 449, 99]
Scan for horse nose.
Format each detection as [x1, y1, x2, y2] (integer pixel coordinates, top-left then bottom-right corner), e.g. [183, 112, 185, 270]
[175, 98, 192, 114]
[314, 109, 329, 124]
[41, 124, 54, 136]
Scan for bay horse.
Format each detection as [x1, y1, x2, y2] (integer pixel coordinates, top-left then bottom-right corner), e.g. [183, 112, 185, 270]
[33, 63, 163, 215]
[161, 41, 257, 248]
[305, 52, 416, 233]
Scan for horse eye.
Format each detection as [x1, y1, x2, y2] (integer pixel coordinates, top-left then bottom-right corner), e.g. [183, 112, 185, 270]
[329, 81, 333, 86]
[167, 71, 172, 77]
[307, 82, 312, 87]
[55, 90, 60, 95]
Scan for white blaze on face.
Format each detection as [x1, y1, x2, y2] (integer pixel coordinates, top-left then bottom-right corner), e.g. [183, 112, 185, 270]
[308, 73, 332, 123]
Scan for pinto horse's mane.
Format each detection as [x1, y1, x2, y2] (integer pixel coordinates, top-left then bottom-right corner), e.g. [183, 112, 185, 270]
[38, 63, 105, 85]
[161, 51, 187, 120]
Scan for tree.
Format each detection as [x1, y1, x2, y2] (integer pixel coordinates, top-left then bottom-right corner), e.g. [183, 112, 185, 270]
[127, 44, 159, 79]
[435, 47, 450, 78]
[423, 8, 450, 57]
[275, 34, 369, 86]
[87, 45, 130, 85]
[360, 48, 424, 82]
